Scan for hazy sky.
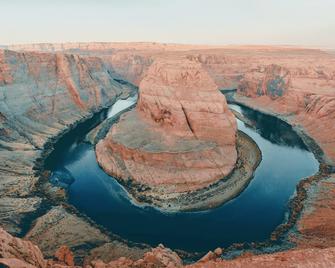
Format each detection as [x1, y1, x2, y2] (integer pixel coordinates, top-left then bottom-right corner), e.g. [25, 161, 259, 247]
[1, 0, 335, 47]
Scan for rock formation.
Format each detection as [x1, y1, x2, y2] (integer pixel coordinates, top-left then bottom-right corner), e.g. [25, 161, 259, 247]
[293, 175, 335, 249]
[96, 57, 237, 208]
[24, 206, 111, 258]
[0, 48, 136, 257]
[1, 42, 335, 267]
[238, 64, 291, 99]
[2, 227, 335, 268]
[186, 247, 335, 268]
[234, 61, 335, 165]
[0, 227, 46, 268]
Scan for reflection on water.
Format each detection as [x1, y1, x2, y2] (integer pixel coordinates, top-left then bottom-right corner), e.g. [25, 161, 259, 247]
[47, 101, 319, 252]
[229, 104, 307, 149]
[107, 95, 138, 118]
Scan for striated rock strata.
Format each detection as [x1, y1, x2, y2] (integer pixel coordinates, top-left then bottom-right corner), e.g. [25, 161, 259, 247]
[96, 57, 238, 209]
[1, 42, 335, 266]
[234, 62, 335, 166]
[0, 48, 137, 258]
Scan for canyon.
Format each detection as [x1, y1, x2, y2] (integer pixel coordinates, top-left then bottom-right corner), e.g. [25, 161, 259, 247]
[0, 42, 334, 267]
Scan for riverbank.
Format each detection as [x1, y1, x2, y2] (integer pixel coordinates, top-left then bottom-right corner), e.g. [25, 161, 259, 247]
[7, 89, 151, 262]
[223, 92, 335, 254]
[1, 43, 334, 267]
[101, 130, 261, 212]
[37, 96, 320, 258]
[227, 93, 334, 168]
[4, 89, 326, 264]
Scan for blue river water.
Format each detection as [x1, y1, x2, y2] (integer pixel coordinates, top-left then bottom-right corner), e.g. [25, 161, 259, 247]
[47, 99, 319, 252]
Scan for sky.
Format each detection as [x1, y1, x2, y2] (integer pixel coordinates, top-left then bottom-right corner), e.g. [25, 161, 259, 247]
[1, 0, 335, 48]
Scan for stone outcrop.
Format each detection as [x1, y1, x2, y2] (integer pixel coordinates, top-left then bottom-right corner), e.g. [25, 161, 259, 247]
[21, 206, 151, 264]
[96, 244, 183, 268]
[54, 246, 75, 266]
[0, 227, 46, 268]
[292, 175, 335, 249]
[83, 241, 150, 266]
[96, 57, 237, 208]
[238, 64, 291, 99]
[2, 227, 335, 268]
[0, 197, 42, 235]
[24, 206, 111, 258]
[186, 247, 335, 268]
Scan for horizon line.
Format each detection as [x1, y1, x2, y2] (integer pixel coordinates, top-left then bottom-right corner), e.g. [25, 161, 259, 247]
[1, 41, 334, 50]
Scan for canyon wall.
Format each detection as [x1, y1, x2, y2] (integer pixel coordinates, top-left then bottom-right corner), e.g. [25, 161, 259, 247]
[234, 62, 335, 165]
[108, 45, 335, 166]
[0, 49, 137, 257]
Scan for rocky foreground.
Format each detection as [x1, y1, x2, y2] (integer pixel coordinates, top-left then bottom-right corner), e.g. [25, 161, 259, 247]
[0, 43, 335, 266]
[2, 227, 335, 268]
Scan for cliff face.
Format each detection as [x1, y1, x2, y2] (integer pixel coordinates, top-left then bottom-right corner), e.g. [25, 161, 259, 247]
[96, 57, 237, 206]
[238, 64, 291, 99]
[235, 60, 335, 165]
[104, 53, 154, 85]
[0, 49, 134, 237]
[137, 58, 236, 146]
[293, 175, 335, 249]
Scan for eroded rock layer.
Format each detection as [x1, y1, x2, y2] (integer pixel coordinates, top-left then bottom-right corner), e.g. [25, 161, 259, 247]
[233, 62, 335, 165]
[1, 43, 335, 267]
[96, 57, 237, 202]
[0, 48, 135, 245]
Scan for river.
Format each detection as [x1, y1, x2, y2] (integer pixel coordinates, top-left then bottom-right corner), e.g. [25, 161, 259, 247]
[46, 96, 319, 252]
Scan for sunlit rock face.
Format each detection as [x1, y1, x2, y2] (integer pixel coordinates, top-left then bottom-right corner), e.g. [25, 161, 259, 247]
[96, 57, 237, 195]
[1, 43, 335, 265]
[137, 58, 237, 145]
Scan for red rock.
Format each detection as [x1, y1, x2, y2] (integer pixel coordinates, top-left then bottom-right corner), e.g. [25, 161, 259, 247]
[238, 64, 291, 99]
[89, 244, 182, 268]
[134, 244, 183, 268]
[96, 57, 237, 200]
[54, 246, 75, 266]
[1, 42, 335, 266]
[187, 247, 335, 267]
[0, 258, 37, 268]
[294, 175, 335, 249]
[198, 251, 216, 263]
[0, 227, 46, 268]
[2, 226, 335, 268]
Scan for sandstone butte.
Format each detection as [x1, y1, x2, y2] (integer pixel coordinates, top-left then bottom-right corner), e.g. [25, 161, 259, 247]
[96, 57, 237, 201]
[0, 43, 335, 267]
